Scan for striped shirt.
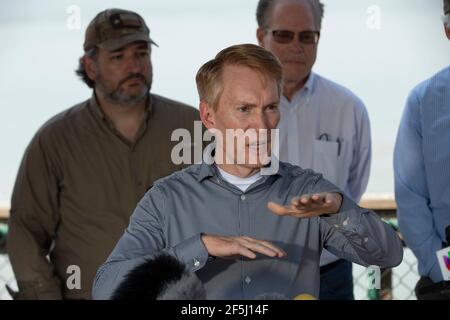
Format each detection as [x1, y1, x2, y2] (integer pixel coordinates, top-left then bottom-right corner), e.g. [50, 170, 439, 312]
[394, 66, 450, 282]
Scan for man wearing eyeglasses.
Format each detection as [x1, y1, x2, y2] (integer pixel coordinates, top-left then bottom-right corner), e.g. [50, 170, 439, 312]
[256, 0, 372, 300]
[6, 8, 200, 299]
[394, 0, 450, 300]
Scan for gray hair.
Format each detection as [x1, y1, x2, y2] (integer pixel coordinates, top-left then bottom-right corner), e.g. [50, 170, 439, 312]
[256, 0, 325, 30]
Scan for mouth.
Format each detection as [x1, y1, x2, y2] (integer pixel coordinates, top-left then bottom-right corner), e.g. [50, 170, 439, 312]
[120, 76, 146, 87]
[284, 60, 305, 64]
[247, 141, 268, 150]
[125, 78, 144, 85]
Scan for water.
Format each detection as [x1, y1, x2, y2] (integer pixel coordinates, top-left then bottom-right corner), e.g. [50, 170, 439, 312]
[0, 0, 448, 203]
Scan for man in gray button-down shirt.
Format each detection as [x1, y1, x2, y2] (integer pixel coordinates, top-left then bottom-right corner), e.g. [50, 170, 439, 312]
[92, 44, 403, 300]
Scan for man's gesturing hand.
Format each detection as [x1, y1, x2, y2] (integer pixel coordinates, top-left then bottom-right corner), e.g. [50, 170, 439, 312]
[201, 234, 287, 259]
[267, 192, 343, 218]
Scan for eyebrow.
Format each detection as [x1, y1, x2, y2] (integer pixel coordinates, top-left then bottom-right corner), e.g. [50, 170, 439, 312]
[236, 102, 257, 107]
[266, 101, 280, 107]
[235, 101, 279, 108]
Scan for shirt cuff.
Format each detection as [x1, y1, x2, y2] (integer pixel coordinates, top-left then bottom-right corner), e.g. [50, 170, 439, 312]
[172, 233, 209, 272]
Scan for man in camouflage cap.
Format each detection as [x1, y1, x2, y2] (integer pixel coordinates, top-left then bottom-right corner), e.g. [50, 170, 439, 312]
[7, 8, 200, 299]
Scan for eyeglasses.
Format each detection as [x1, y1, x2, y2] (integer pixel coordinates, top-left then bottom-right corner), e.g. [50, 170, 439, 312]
[266, 30, 320, 45]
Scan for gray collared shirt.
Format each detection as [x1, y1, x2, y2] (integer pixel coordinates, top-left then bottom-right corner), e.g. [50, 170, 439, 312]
[92, 162, 403, 300]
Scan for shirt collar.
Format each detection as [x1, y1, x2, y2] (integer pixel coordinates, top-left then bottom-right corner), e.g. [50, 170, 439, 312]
[197, 162, 216, 182]
[304, 72, 316, 93]
[196, 158, 287, 183]
[282, 72, 316, 105]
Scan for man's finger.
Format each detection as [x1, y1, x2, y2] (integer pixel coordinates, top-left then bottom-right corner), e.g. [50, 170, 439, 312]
[241, 237, 287, 257]
[311, 193, 325, 203]
[237, 245, 257, 259]
[258, 240, 287, 257]
[300, 195, 311, 205]
[246, 241, 278, 257]
[239, 237, 278, 257]
[324, 192, 336, 204]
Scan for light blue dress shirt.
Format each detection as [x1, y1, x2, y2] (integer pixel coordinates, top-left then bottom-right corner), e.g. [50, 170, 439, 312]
[394, 66, 450, 282]
[278, 72, 372, 266]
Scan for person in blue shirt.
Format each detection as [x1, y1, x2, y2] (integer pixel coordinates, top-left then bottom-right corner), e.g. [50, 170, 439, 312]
[394, 0, 450, 300]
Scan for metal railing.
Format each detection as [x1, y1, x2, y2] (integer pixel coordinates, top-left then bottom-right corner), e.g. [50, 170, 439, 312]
[0, 194, 419, 300]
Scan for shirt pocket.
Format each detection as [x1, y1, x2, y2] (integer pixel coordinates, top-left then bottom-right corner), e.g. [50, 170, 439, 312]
[311, 139, 340, 185]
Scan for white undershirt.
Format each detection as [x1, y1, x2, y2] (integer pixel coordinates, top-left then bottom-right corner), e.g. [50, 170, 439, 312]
[217, 167, 262, 192]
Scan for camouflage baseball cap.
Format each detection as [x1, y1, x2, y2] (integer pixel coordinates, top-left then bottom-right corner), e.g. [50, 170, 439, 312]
[445, 0, 450, 14]
[84, 8, 158, 52]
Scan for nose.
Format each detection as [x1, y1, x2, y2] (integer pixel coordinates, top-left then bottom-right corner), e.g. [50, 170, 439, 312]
[125, 54, 143, 73]
[251, 111, 270, 131]
[288, 37, 304, 53]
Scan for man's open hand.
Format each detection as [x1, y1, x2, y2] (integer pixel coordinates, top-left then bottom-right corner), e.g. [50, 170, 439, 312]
[201, 234, 287, 259]
[267, 192, 342, 218]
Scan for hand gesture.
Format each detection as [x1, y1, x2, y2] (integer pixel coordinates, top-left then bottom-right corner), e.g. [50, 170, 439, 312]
[267, 192, 342, 218]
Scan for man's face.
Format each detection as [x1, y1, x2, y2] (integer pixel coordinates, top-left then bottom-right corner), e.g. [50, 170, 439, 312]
[88, 41, 153, 106]
[201, 65, 280, 173]
[257, 0, 319, 90]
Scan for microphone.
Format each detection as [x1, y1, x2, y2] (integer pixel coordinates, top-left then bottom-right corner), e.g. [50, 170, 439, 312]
[253, 292, 287, 300]
[254, 292, 317, 300]
[294, 293, 317, 300]
[435, 225, 450, 281]
[112, 253, 206, 300]
[111, 253, 320, 300]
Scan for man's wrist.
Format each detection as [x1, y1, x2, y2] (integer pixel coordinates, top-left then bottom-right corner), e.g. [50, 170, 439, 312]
[200, 233, 216, 262]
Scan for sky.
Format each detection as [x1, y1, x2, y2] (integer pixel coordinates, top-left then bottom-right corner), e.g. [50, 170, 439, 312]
[0, 0, 448, 203]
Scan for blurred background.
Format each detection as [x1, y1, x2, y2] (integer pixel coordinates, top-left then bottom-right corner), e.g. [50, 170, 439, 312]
[0, 0, 448, 299]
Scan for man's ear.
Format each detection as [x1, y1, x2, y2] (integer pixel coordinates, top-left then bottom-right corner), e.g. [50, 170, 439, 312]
[83, 55, 97, 82]
[256, 28, 265, 47]
[445, 24, 450, 40]
[199, 100, 215, 130]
